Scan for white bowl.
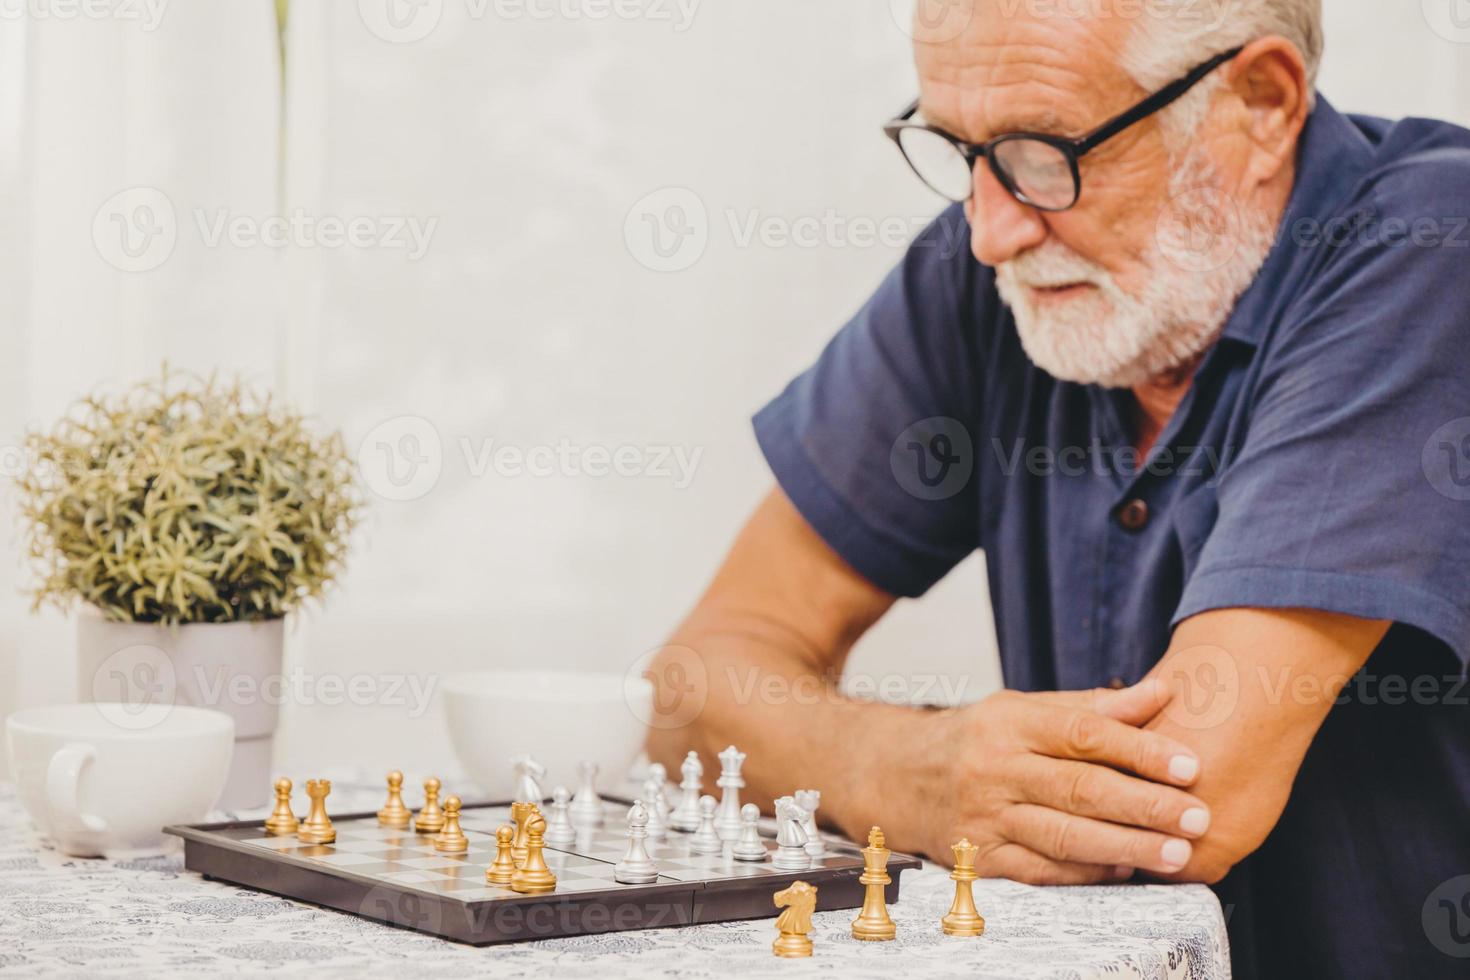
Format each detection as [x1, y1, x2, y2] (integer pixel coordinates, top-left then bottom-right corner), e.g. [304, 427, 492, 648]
[442, 669, 653, 801]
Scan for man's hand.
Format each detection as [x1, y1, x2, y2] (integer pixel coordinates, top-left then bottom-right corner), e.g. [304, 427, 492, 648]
[902, 684, 1210, 883]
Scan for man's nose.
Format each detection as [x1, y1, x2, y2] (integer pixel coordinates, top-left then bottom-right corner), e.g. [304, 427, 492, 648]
[965, 159, 1048, 267]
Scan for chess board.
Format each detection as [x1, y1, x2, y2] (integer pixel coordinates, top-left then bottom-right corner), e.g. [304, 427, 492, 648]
[165, 799, 921, 945]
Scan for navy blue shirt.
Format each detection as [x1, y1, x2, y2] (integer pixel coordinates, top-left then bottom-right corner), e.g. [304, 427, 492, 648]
[754, 98, 1470, 978]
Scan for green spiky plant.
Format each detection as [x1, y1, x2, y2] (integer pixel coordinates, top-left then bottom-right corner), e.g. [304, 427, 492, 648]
[16, 368, 361, 625]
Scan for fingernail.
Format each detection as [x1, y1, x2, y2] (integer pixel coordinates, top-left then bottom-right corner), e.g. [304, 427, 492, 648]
[1169, 755, 1199, 782]
[1180, 807, 1210, 835]
[1161, 839, 1192, 870]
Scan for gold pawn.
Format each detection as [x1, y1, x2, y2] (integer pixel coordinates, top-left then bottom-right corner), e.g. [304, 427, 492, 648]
[509, 813, 557, 894]
[485, 825, 518, 885]
[297, 778, 336, 845]
[941, 838, 986, 938]
[434, 795, 469, 853]
[264, 777, 299, 836]
[414, 776, 445, 834]
[850, 826, 896, 941]
[378, 770, 412, 829]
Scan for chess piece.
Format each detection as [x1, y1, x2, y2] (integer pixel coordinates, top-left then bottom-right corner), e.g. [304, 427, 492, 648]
[688, 794, 722, 854]
[485, 825, 517, 885]
[941, 838, 986, 937]
[851, 826, 897, 941]
[512, 754, 546, 804]
[772, 797, 811, 871]
[570, 761, 603, 829]
[414, 776, 445, 834]
[434, 795, 469, 853]
[670, 751, 703, 831]
[544, 786, 577, 846]
[510, 801, 536, 866]
[614, 800, 659, 884]
[772, 880, 818, 958]
[732, 802, 767, 862]
[264, 777, 299, 836]
[377, 770, 412, 829]
[643, 776, 669, 840]
[795, 789, 824, 857]
[715, 745, 746, 842]
[509, 812, 558, 894]
[297, 778, 336, 845]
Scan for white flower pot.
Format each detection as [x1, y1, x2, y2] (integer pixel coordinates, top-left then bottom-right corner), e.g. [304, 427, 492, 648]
[75, 609, 285, 811]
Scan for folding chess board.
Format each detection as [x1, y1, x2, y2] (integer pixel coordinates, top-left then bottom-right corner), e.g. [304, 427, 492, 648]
[165, 799, 921, 945]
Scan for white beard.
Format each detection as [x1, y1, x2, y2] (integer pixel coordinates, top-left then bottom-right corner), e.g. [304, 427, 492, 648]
[993, 151, 1276, 389]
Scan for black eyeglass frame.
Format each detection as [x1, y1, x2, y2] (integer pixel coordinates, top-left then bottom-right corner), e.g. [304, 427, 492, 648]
[883, 46, 1244, 211]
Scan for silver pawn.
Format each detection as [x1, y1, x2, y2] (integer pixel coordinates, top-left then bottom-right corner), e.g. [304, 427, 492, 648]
[614, 800, 659, 884]
[544, 785, 577, 846]
[643, 777, 669, 840]
[670, 751, 703, 831]
[731, 802, 767, 862]
[772, 797, 811, 871]
[794, 788, 824, 857]
[570, 761, 603, 829]
[689, 794, 722, 854]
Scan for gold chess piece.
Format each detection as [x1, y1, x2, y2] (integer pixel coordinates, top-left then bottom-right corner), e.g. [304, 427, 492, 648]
[486, 825, 518, 885]
[264, 777, 299, 836]
[415, 776, 445, 834]
[772, 880, 818, 958]
[941, 838, 986, 938]
[509, 812, 557, 894]
[434, 795, 469, 853]
[510, 801, 536, 867]
[296, 778, 336, 845]
[377, 770, 412, 829]
[850, 826, 896, 941]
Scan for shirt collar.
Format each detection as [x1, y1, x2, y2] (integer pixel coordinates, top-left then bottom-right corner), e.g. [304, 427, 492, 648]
[1217, 96, 1377, 348]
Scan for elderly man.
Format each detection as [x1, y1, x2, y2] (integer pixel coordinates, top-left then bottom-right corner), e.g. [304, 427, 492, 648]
[647, 1, 1469, 976]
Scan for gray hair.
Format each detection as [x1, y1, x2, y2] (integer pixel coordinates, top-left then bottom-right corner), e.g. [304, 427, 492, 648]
[1121, 0, 1323, 145]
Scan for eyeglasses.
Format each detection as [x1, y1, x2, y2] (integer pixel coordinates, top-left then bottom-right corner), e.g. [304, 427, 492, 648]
[883, 47, 1243, 211]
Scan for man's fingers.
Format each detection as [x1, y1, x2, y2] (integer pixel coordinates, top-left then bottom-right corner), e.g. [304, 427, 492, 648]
[1030, 679, 1170, 726]
[1023, 702, 1200, 785]
[1020, 759, 1211, 838]
[978, 842, 1134, 886]
[1002, 804, 1193, 875]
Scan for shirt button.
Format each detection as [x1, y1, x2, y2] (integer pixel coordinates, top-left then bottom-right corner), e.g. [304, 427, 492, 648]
[1117, 499, 1150, 532]
[1108, 677, 1127, 690]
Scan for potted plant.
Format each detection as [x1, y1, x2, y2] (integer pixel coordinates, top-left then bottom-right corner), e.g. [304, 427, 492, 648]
[15, 368, 361, 809]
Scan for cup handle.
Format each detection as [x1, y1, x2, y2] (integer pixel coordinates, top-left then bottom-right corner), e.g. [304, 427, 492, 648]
[47, 744, 107, 834]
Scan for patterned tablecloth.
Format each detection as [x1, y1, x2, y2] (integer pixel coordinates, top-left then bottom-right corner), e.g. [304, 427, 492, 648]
[0, 775, 1231, 979]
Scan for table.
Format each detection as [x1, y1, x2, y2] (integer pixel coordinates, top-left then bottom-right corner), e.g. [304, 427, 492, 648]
[0, 775, 1231, 978]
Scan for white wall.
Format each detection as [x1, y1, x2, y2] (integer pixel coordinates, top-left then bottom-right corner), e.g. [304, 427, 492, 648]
[2, 1, 1467, 779]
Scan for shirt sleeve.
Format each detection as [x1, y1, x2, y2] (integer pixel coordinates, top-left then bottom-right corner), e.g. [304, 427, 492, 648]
[1174, 156, 1470, 667]
[752, 204, 988, 598]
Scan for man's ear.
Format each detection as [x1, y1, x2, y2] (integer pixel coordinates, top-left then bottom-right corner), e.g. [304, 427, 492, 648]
[1225, 36, 1311, 186]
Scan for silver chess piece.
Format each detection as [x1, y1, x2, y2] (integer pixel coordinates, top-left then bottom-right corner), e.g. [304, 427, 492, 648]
[570, 761, 603, 829]
[731, 802, 767, 862]
[544, 785, 577, 846]
[643, 776, 670, 839]
[670, 750, 703, 831]
[772, 797, 811, 871]
[715, 745, 746, 842]
[614, 800, 659, 884]
[794, 789, 824, 857]
[512, 754, 546, 803]
[689, 794, 722, 854]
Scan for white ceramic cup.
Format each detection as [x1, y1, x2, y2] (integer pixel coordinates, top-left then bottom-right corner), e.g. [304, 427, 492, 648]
[6, 703, 235, 858]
